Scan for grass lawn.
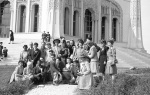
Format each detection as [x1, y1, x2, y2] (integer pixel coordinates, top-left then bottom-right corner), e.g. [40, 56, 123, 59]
[0, 65, 16, 88]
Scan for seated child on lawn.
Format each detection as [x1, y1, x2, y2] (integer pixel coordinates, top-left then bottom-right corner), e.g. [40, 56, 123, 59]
[3, 47, 8, 58]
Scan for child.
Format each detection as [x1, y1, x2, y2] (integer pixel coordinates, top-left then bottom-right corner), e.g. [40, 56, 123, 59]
[0, 42, 3, 60]
[48, 54, 62, 85]
[77, 56, 94, 90]
[62, 58, 75, 84]
[3, 47, 8, 58]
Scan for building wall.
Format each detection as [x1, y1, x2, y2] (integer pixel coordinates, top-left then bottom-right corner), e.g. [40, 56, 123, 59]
[114, 0, 130, 42]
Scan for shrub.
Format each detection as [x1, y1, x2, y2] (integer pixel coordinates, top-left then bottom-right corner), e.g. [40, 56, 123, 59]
[76, 68, 150, 95]
[0, 80, 34, 95]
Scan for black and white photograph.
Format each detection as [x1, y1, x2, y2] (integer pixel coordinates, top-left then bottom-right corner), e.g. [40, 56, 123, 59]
[0, 0, 150, 95]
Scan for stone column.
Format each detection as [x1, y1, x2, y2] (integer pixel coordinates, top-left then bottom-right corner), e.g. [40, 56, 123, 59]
[10, 10, 14, 31]
[128, 0, 145, 51]
[109, 1, 112, 39]
[92, 20, 95, 41]
[51, 0, 64, 39]
[12, 0, 17, 33]
[71, 0, 74, 36]
[80, 0, 84, 38]
[25, 0, 31, 33]
[97, 0, 102, 43]
[94, 20, 98, 43]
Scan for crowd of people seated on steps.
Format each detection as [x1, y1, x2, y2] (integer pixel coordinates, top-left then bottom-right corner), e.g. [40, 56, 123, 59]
[9, 35, 118, 90]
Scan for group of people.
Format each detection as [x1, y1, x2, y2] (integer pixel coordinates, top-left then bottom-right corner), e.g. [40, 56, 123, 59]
[41, 31, 51, 42]
[0, 42, 8, 61]
[9, 36, 118, 90]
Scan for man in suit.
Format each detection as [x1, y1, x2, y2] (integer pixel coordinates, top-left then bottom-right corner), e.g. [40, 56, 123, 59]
[29, 42, 41, 67]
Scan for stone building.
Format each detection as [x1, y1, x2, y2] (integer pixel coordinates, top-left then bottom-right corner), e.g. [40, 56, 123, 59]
[0, 0, 146, 51]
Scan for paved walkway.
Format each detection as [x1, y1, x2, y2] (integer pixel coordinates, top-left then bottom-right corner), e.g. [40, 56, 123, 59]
[26, 84, 77, 95]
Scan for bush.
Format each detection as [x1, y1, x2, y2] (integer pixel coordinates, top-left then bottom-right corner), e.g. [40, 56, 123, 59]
[0, 80, 34, 95]
[76, 68, 150, 95]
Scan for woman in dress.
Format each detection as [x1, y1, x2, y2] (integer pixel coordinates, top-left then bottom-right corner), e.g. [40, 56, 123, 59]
[87, 41, 99, 74]
[106, 39, 117, 83]
[23, 61, 34, 81]
[53, 39, 61, 58]
[9, 30, 14, 44]
[20, 45, 29, 68]
[73, 39, 87, 61]
[98, 40, 109, 80]
[69, 40, 76, 58]
[9, 60, 24, 83]
[77, 56, 93, 90]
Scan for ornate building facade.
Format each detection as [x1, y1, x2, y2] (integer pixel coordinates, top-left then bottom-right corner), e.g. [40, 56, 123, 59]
[0, 0, 145, 51]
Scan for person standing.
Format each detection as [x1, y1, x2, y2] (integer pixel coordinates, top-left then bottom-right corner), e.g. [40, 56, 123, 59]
[106, 39, 117, 84]
[30, 43, 41, 67]
[53, 39, 61, 58]
[45, 43, 53, 63]
[46, 32, 51, 42]
[20, 45, 29, 68]
[9, 30, 14, 44]
[40, 42, 46, 60]
[98, 40, 109, 80]
[87, 41, 99, 74]
[73, 39, 87, 61]
[28, 42, 34, 61]
[42, 31, 47, 42]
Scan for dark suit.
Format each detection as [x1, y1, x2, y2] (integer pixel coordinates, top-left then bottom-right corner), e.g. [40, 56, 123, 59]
[29, 48, 41, 67]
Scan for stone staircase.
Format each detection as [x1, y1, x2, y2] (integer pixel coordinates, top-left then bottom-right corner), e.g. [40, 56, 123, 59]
[114, 42, 150, 69]
[0, 38, 42, 65]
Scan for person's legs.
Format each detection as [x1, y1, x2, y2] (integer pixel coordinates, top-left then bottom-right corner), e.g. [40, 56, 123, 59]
[111, 75, 116, 84]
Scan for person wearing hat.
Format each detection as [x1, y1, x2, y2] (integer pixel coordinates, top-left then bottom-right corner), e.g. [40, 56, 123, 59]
[20, 45, 29, 68]
[53, 39, 61, 58]
[87, 41, 99, 74]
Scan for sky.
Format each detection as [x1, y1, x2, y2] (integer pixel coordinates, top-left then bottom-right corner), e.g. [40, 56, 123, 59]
[141, 0, 150, 53]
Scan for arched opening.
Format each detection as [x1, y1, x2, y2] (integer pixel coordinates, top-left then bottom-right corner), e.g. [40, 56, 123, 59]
[31, 4, 39, 32]
[73, 10, 79, 36]
[64, 7, 70, 35]
[18, 5, 26, 32]
[84, 9, 92, 40]
[0, 0, 11, 38]
[101, 17, 106, 40]
[112, 18, 118, 41]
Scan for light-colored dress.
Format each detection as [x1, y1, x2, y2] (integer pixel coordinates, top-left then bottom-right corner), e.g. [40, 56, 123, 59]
[105, 47, 117, 75]
[77, 61, 93, 90]
[73, 47, 87, 60]
[9, 66, 24, 83]
[20, 50, 28, 63]
[88, 45, 99, 73]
